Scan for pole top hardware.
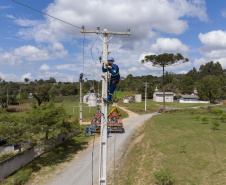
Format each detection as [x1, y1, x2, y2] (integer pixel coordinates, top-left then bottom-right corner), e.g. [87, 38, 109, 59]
[81, 28, 131, 36]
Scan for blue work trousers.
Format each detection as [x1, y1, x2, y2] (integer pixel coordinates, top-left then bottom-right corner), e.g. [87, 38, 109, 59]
[85, 131, 89, 137]
[107, 79, 119, 101]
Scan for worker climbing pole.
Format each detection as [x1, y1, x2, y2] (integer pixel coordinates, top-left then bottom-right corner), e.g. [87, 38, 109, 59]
[81, 27, 130, 185]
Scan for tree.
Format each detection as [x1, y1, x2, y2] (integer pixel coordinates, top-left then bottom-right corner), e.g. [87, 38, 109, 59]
[187, 67, 199, 81]
[180, 76, 194, 94]
[24, 78, 30, 83]
[27, 102, 77, 141]
[47, 77, 56, 84]
[199, 61, 223, 78]
[142, 53, 189, 113]
[0, 111, 30, 152]
[33, 84, 51, 106]
[197, 75, 222, 103]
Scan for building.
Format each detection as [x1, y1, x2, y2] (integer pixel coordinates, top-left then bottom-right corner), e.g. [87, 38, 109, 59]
[153, 92, 174, 102]
[179, 95, 210, 103]
[180, 95, 198, 101]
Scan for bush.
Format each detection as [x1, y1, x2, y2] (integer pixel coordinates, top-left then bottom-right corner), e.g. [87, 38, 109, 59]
[220, 113, 226, 122]
[201, 116, 209, 124]
[195, 114, 200, 120]
[154, 170, 173, 185]
[211, 120, 220, 130]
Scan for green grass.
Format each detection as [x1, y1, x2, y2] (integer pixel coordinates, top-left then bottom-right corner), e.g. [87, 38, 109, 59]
[56, 101, 129, 122]
[0, 152, 15, 162]
[115, 106, 226, 185]
[117, 99, 213, 115]
[115, 91, 125, 98]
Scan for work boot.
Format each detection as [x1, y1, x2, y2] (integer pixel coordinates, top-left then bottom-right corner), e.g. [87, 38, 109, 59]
[103, 98, 109, 103]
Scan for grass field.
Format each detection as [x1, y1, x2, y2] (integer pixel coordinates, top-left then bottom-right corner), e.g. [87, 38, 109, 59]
[117, 99, 213, 115]
[115, 106, 226, 185]
[56, 101, 129, 122]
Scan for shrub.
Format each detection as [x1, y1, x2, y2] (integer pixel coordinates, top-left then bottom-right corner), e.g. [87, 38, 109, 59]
[220, 113, 226, 122]
[201, 116, 209, 124]
[154, 170, 173, 185]
[195, 114, 200, 120]
[211, 108, 224, 119]
[180, 144, 186, 153]
[211, 120, 220, 130]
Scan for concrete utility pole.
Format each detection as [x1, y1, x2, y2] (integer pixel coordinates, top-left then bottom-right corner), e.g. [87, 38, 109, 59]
[144, 82, 148, 111]
[81, 27, 130, 185]
[79, 73, 84, 125]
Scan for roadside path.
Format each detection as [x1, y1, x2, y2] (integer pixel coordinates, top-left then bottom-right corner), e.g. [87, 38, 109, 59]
[45, 105, 157, 185]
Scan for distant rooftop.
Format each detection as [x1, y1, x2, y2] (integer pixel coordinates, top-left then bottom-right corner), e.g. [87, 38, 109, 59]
[154, 92, 174, 95]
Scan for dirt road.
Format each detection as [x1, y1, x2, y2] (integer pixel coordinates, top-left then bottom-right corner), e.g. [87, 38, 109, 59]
[45, 106, 157, 185]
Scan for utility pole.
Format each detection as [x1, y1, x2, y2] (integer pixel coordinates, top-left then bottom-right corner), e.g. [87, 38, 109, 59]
[144, 82, 148, 111]
[81, 27, 130, 185]
[79, 73, 84, 125]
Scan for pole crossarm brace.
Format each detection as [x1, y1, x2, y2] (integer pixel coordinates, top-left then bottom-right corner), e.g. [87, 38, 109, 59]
[81, 29, 131, 36]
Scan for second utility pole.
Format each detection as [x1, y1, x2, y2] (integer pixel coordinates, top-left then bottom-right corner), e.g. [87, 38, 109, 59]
[144, 82, 148, 111]
[81, 27, 130, 185]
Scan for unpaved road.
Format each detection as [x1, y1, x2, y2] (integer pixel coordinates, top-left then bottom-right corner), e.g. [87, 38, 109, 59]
[45, 107, 158, 185]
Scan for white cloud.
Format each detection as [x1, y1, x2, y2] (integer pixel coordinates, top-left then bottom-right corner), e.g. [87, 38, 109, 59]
[221, 9, 226, 18]
[0, 6, 11, 9]
[178, 70, 188, 74]
[0, 43, 68, 66]
[15, 19, 43, 27]
[194, 58, 207, 68]
[37, 71, 76, 82]
[150, 38, 189, 53]
[21, 73, 32, 81]
[197, 30, 226, 70]
[0, 72, 18, 82]
[55, 64, 78, 71]
[16, 0, 207, 44]
[199, 30, 226, 49]
[14, 45, 50, 61]
[0, 51, 23, 66]
[39, 63, 50, 71]
[5, 14, 15, 19]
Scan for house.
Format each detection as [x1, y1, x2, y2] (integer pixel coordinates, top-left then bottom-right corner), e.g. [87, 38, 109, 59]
[180, 95, 198, 101]
[153, 92, 174, 102]
[179, 95, 210, 103]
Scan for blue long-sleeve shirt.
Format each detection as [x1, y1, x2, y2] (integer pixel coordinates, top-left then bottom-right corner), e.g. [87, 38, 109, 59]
[102, 64, 120, 80]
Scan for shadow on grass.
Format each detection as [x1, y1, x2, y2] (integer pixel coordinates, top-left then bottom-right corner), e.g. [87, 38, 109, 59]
[7, 133, 90, 184]
[201, 122, 209, 124]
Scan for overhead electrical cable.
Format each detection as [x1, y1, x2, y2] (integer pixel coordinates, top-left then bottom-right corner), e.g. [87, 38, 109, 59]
[91, 35, 100, 64]
[83, 32, 85, 73]
[11, 0, 82, 29]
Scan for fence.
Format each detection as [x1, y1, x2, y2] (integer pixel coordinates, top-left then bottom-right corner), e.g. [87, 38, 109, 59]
[0, 130, 79, 178]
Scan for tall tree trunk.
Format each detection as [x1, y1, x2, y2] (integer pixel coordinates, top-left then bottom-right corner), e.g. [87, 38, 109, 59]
[46, 130, 49, 140]
[163, 64, 166, 114]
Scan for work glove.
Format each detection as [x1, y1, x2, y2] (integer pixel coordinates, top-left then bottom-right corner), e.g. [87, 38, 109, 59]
[107, 65, 112, 69]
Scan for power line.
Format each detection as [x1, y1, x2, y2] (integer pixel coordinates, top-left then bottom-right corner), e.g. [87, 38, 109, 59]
[91, 35, 100, 64]
[10, 0, 82, 29]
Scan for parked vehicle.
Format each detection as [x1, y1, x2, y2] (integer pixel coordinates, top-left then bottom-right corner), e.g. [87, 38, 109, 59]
[157, 108, 163, 113]
[91, 107, 124, 133]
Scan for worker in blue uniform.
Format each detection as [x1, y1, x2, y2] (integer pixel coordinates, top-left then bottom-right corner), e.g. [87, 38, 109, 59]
[90, 125, 94, 136]
[102, 57, 120, 102]
[107, 127, 110, 137]
[85, 126, 89, 137]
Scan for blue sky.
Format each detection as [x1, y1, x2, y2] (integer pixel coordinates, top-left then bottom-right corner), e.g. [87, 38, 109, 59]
[0, 0, 226, 82]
